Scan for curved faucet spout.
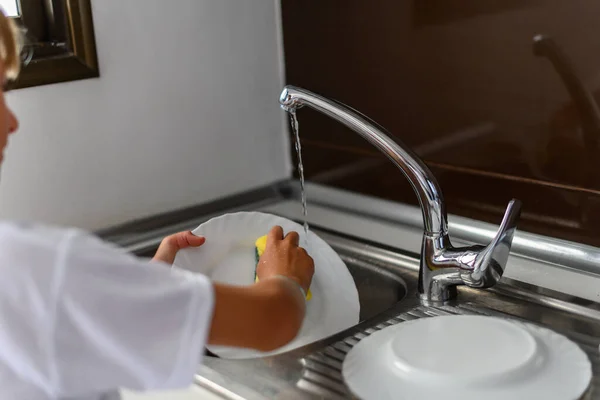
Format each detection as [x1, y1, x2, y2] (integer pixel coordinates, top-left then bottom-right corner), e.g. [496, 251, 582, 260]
[280, 85, 448, 236]
[280, 85, 522, 302]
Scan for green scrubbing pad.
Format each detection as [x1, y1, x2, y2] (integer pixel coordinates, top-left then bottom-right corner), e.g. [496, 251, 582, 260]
[254, 246, 260, 280]
[254, 235, 267, 281]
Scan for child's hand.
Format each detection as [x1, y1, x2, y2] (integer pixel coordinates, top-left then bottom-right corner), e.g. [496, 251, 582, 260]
[152, 231, 206, 265]
[257, 226, 315, 293]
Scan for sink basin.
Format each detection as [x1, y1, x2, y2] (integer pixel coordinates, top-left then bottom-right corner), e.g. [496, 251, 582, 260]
[344, 256, 407, 321]
[173, 228, 597, 399]
[128, 222, 598, 400]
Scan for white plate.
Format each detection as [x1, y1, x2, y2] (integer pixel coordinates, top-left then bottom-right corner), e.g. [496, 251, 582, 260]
[343, 315, 591, 400]
[173, 211, 360, 359]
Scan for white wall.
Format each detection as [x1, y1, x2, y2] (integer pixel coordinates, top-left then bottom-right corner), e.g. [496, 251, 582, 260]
[0, 0, 291, 229]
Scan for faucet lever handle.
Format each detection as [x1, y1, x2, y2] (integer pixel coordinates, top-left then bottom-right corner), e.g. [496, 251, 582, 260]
[470, 199, 522, 287]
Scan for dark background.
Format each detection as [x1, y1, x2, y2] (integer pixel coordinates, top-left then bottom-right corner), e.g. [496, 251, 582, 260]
[281, 0, 600, 247]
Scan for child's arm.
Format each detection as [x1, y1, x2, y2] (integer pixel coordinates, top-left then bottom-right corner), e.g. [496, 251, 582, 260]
[209, 226, 313, 351]
[0, 224, 313, 397]
[153, 226, 315, 352]
[209, 277, 306, 351]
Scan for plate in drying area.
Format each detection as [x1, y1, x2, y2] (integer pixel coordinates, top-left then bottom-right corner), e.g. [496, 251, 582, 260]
[173, 211, 360, 359]
[343, 315, 591, 400]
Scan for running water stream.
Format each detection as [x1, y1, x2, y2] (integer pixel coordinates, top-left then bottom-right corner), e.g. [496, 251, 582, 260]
[288, 110, 309, 245]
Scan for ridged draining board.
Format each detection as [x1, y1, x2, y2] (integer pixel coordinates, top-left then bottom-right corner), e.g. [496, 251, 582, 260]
[297, 304, 599, 399]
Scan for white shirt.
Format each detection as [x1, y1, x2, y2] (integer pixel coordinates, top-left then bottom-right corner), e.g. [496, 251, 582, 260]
[0, 222, 215, 400]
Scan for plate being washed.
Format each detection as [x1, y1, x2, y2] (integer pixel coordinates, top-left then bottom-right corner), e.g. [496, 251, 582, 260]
[173, 211, 360, 359]
[343, 315, 592, 400]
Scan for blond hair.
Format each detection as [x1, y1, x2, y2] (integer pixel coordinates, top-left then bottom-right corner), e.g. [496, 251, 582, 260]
[0, 10, 20, 80]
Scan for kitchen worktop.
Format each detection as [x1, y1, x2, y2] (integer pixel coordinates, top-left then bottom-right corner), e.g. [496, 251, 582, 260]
[102, 181, 600, 399]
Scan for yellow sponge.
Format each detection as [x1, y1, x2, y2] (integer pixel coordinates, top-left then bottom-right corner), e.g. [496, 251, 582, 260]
[254, 234, 312, 300]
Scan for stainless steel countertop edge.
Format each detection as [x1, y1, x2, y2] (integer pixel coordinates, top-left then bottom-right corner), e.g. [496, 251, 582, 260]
[100, 180, 600, 301]
[300, 182, 600, 276]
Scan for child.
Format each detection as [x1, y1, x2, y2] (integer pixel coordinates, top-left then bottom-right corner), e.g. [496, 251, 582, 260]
[0, 11, 314, 400]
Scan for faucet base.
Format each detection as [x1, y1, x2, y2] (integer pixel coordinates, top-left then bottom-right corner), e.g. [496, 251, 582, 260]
[418, 286, 458, 305]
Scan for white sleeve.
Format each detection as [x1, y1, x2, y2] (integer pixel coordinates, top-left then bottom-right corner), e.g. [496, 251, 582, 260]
[52, 230, 215, 397]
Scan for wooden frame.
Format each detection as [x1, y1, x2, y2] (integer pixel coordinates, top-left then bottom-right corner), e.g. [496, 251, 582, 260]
[8, 0, 99, 89]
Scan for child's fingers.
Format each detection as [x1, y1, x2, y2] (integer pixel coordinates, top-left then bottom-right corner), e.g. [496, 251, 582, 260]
[183, 232, 206, 247]
[153, 238, 179, 264]
[175, 231, 205, 248]
[267, 225, 284, 246]
[284, 231, 300, 246]
[152, 232, 205, 265]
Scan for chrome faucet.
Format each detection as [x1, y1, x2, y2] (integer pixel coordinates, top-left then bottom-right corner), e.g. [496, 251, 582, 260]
[279, 86, 522, 302]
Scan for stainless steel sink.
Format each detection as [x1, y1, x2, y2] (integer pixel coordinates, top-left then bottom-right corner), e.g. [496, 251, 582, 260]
[220, 231, 599, 399]
[341, 254, 407, 322]
[131, 225, 600, 399]
[103, 181, 600, 400]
